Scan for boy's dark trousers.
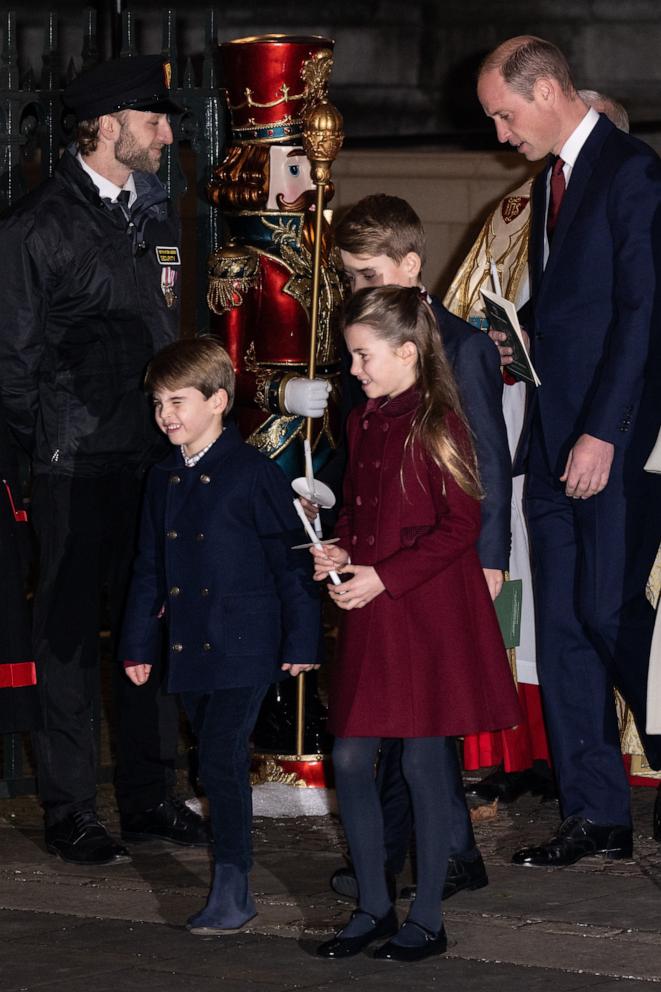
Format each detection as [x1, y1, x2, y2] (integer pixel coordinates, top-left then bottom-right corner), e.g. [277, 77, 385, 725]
[30, 471, 179, 826]
[182, 684, 270, 869]
[377, 738, 476, 874]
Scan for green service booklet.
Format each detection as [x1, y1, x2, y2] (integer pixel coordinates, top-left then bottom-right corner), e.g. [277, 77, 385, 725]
[480, 287, 541, 387]
[494, 578, 523, 649]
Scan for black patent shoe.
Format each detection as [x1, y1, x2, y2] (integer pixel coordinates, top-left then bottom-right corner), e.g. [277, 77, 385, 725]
[317, 907, 398, 959]
[374, 922, 448, 962]
[653, 786, 661, 843]
[512, 815, 633, 867]
[46, 809, 130, 866]
[121, 797, 210, 847]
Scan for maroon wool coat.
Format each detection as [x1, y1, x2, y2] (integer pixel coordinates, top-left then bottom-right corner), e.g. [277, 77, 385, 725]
[329, 387, 522, 738]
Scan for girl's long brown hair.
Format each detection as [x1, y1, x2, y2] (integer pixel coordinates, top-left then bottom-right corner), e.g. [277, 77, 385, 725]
[344, 286, 483, 499]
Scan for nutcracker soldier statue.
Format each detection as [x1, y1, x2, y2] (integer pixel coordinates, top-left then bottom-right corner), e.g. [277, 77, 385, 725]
[207, 35, 344, 764]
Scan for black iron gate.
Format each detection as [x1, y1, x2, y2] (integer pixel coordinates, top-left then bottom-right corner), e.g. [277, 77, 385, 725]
[0, 5, 226, 796]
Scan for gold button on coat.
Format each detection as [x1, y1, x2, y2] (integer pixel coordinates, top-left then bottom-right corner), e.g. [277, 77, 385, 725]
[200, 587, 209, 597]
[169, 586, 181, 597]
[202, 642, 211, 652]
[166, 530, 178, 540]
[169, 474, 181, 485]
[172, 643, 183, 652]
[200, 474, 211, 484]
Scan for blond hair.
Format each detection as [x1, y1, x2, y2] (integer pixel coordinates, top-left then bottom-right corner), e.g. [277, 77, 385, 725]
[144, 337, 235, 412]
[335, 194, 427, 267]
[344, 286, 481, 499]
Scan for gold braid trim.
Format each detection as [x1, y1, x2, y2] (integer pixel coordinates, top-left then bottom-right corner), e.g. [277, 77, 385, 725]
[207, 244, 260, 315]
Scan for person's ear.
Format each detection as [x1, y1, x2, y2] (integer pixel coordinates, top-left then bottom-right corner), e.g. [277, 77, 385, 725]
[210, 388, 229, 415]
[402, 252, 422, 284]
[97, 114, 120, 143]
[534, 77, 555, 107]
[397, 340, 418, 366]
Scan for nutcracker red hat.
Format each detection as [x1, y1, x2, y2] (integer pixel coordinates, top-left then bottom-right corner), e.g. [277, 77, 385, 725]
[220, 34, 335, 144]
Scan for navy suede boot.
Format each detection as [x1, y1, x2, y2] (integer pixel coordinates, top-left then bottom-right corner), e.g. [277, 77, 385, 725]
[186, 863, 257, 934]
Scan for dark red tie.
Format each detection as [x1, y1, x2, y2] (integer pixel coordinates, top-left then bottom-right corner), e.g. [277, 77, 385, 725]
[547, 156, 566, 240]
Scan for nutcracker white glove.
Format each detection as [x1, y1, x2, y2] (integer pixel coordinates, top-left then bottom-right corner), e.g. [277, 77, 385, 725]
[284, 377, 331, 417]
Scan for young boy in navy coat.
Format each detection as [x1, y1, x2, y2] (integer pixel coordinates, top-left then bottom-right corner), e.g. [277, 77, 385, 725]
[120, 337, 320, 933]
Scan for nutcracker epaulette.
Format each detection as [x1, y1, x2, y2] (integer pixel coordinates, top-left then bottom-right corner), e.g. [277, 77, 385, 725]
[207, 242, 261, 314]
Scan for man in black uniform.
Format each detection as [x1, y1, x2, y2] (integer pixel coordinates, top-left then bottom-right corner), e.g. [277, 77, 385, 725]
[0, 56, 207, 864]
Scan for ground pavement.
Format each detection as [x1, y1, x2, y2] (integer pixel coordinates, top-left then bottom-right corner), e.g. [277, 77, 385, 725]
[1, 777, 660, 992]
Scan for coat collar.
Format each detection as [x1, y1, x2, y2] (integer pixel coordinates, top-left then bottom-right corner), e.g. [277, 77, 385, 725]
[153, 421, 245, 472]
[364, 385, 420, 418]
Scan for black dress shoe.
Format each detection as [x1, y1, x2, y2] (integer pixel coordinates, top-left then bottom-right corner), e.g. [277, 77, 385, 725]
[330, 866, 397, 903]
[317, 908, 399, 959]
[512, 815, 633, 867]
[46, 809, 130, 866]
[400, 849, 489, 901]
[654, 786, 661, 843]
[374, 922, 448, 961]
[120, 797, 210, 847]
[467, 768, 538, 803]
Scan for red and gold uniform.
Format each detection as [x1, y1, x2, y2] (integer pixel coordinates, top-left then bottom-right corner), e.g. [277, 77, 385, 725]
[207, 35, 344, 479]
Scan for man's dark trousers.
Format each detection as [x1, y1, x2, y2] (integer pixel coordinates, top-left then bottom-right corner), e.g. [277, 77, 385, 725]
[31, 470, 179, 826]
[526, 418, 661, 827]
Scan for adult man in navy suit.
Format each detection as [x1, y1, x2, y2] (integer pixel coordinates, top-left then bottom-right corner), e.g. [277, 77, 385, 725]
[478, 36, 661, 864]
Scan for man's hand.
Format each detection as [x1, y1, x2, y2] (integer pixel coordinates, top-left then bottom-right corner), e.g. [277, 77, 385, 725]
[560, 434, 614, 499]
[482, 567, 504, 601]
[281, 662, 321, 676]
[328, 564, 385, 610]
[488, 327, 530, 366]
[284, 377, 331, 418]
[125, 663, 152, 685]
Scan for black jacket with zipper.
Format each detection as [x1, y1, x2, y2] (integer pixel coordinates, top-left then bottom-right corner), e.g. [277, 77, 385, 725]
[0, 147, 180, 477]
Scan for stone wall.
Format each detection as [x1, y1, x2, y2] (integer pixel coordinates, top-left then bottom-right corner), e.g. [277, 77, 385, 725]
[5, 2, 661, 144]
[333, 148, 537, 295]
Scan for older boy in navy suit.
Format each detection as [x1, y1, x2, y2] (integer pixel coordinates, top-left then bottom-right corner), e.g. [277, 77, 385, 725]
[120, 337, 320, 932]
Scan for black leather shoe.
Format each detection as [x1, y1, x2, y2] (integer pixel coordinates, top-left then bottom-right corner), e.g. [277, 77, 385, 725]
[374, 922, 448, 961]
[121, 797, 210, 847]
[330, 866, 397, 903]
[400, 850, 489, 901]
[46, 809, 130, 866]
[512, 816, 633, 867]
[317, 908, 398, 959]
[654, 786, 661, 843]
[467, 767, 553, 803]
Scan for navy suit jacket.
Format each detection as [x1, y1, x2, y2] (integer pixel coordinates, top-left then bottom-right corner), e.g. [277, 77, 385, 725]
[119, 424, 321, 693]
[527, 114, 661, 478]
[430, 297, 512, 571]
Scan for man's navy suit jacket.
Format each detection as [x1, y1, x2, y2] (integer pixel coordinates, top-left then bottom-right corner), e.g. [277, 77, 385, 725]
[527, 114, 661, 479]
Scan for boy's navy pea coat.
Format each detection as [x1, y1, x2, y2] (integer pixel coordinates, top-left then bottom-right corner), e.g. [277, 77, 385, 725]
[119, 424, 321, 693]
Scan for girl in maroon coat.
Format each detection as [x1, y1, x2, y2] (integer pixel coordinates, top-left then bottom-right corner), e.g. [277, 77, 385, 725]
[312, 286, 521, 963]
